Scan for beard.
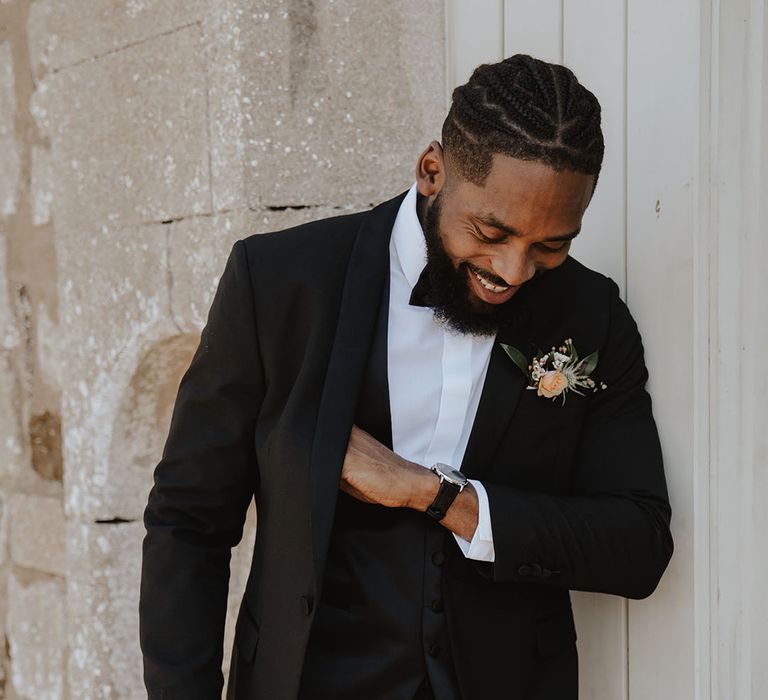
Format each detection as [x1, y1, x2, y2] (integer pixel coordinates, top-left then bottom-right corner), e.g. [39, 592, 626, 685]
[420, 188, 507, 336]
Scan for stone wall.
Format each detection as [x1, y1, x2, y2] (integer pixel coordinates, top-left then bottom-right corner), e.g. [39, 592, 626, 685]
[0, 1, 445, 697]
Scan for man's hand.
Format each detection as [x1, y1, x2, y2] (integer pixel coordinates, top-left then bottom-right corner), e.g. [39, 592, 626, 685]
[340, 425, 435, 509]
[340, 425, 480, 542]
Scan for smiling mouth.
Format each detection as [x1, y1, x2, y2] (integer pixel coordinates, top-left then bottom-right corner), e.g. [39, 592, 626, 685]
[471, 268, 510, 293]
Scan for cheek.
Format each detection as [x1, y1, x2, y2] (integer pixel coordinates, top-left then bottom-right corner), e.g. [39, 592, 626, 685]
[440, 233, 477, 264]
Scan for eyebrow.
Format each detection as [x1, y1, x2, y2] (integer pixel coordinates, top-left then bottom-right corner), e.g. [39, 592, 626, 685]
[475, 213, 581, 242]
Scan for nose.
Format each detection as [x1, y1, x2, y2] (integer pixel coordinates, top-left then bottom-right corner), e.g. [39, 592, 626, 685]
[490, 251, 535, 287]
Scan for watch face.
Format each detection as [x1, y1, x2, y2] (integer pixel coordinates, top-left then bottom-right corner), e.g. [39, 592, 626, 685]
[435, 463, 468, 486]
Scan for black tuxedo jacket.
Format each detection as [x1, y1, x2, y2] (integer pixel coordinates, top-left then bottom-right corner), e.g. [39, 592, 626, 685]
[139, 187, 674, 700]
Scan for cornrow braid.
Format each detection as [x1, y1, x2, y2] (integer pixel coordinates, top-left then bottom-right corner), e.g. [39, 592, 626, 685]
[442, 54, 605, 189]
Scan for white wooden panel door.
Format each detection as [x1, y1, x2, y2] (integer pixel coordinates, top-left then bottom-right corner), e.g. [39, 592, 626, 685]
[445, 0, 504, 99]
[446, 2, 694, 698]
[563, 1, 627, 289]
[447, 0, 768, 698]
[503, 0, 562, 63]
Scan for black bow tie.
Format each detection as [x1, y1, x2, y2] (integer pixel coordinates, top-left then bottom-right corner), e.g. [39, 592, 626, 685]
[408, 265, 434, 308]
[410, 264, 535, 323]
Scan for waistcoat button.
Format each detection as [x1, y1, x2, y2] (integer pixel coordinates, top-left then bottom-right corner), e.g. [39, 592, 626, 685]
[431, 551, 445, 566]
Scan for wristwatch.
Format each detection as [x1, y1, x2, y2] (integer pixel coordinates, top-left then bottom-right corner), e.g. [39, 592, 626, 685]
[426, 462, 468, 521]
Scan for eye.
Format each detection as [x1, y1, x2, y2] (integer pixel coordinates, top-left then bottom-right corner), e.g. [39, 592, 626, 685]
[537, 242, 568, 253]
[472, 226, 504, 244]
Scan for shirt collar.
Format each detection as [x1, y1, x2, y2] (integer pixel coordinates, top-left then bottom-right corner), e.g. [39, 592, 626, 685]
[391, 181, 427, 290]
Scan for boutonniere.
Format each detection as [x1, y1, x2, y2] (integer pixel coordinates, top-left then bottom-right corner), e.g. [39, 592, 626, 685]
[500, 338, 607, 405]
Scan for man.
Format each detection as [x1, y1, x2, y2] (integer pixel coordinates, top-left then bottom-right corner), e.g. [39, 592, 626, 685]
[139, 54, 673, 700]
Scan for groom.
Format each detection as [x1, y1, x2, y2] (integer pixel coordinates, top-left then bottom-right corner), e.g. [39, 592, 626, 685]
[140, 54, 673, 700]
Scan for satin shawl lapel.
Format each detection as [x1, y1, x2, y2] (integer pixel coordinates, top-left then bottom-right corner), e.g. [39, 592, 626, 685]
[457, 310, 532, 481]
[309, 189, 408, 585]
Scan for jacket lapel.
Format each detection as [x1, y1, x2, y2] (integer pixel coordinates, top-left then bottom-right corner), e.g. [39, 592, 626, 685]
[354, 267, 393, 450]
[458, 308, 532, 481]
[309, 188, 408, 586]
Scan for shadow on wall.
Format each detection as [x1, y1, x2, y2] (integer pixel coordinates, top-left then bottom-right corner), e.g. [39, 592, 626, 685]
[78, 333, 258, 696]
[108, 333, 199, 520]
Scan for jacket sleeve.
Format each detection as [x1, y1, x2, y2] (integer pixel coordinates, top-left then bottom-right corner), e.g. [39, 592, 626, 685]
[139, 239, 265, 699]
[480, 278, 674, 599]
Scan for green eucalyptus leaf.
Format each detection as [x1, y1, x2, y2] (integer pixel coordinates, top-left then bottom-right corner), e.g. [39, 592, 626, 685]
[500, 343, 531, 378]
[578, 351, 599, 375]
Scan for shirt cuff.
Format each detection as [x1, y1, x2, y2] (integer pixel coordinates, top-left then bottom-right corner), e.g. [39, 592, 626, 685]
[451, 478, 495, 562]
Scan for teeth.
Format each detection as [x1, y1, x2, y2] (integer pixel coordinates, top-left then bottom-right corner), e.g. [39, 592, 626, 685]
[474, 270, 509, 293]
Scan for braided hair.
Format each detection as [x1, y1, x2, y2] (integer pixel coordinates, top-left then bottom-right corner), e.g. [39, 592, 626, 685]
[442, 54, 604, 191]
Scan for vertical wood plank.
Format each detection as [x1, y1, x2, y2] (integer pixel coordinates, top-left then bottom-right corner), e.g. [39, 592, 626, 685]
[711, 0, 768, 698]
[571, 592, 627, 700]
[563, 0, 627, 292]
[693, 3, 714, 700]
[445, 0, 504, 96]
[503, 0, 563, 62]
[563, 3, 629, 699]
[625, 0, 700, 697]
[751, 10, 768, 696]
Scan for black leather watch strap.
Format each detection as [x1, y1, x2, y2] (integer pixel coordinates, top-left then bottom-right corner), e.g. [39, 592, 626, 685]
[426, 478, 462, 521]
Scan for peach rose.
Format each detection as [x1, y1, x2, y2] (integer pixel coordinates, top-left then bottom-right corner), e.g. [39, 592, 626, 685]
[537, 370, 568, 398]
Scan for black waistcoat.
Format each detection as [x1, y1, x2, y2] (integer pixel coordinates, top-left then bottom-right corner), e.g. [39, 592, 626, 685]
[297, 264, 463, 700]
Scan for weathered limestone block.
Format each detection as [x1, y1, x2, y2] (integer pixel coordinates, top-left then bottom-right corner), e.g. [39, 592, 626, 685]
[0, 489, 7, 566]
[0, 39, 20, 218]
[201, 1, 249, 213]
[27, 0, 213, 72]
[0, 227, 21, 351]
[67, 507, 256, 698]
[202, 0, 446, 210]
[9, 492, 66, 576]
[6, 573, 66, 700]
[29, 410, 64, 483]
[166, 214, 243, 334]
[57, 223, 177, 520]
[37, 299, 66, 397]
[31, 144, 54, 227]
[0, 351, 25, 481]
[108, 332, 201, 522]
[168, 206, 350, 332]
[0, 569, 5, 692]
[37, 23, 211, 238]
[66, 520, 144, 700]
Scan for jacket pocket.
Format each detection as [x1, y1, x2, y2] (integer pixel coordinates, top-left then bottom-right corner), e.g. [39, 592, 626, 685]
[234, 600, 260, 663]
[535, 605, 577, 656]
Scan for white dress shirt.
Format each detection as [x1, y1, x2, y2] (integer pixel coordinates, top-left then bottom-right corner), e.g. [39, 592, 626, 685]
[387, 182, 496, 562]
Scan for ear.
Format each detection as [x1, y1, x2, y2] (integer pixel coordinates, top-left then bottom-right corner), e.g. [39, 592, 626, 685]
[416, 140, 446, 198]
